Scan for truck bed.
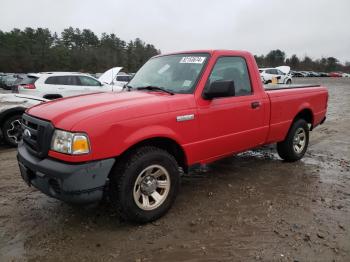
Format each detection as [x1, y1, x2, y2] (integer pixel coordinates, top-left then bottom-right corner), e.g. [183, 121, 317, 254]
[264, 84, 328, 144]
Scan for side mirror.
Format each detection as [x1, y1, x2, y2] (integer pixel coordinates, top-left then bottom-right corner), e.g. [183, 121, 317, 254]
[203, 80, 235, 99]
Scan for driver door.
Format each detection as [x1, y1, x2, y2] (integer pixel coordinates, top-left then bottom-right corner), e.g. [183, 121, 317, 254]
[196, 56, 268, 161]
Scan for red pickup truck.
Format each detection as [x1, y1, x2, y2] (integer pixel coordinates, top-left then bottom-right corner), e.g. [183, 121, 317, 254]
[17, 50, 328, 223]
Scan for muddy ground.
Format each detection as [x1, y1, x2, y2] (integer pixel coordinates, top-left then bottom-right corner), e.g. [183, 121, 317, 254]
[0, 78, 349, 261]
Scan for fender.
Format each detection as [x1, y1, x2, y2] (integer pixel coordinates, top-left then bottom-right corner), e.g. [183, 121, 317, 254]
[295, 103, 314, 122]
[122, 125, 183, 151]
[296, 102, 312, 114]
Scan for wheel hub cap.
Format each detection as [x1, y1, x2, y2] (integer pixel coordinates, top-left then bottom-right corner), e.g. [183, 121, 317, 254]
[140, 176, 157, 195]
[293, 127, 306, 154]
[7, 119, 22, 143]
[133, 164, 171, 211]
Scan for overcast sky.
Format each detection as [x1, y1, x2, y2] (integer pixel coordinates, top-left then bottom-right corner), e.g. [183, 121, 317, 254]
[1, 0, 349, 62]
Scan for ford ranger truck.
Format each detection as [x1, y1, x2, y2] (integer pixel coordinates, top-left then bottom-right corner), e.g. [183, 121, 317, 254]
[17, 50, 328, 223]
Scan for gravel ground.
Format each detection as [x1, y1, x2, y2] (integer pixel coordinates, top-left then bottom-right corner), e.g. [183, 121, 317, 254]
[0, 78, 349, 261]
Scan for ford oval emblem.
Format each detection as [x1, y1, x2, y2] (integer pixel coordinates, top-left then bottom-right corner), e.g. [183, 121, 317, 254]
[23, 129, 31, 138]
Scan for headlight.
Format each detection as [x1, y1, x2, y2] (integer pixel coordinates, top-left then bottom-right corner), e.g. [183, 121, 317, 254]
[51, 130, 90, 155]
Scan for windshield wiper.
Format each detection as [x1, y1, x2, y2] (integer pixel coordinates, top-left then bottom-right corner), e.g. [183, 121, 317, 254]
[136, 86, 174, 95]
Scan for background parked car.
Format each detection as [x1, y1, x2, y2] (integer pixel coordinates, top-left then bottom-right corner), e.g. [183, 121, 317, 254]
[0, 73, 6, 81]
[14, 72, 116, 99]
[98, 67, 132, 90]
[291, 71, 307, 77]
[0, 94, 48, 146]
[11, 73, 41, 93]
[0, 74, 19, 90]
[259, 66, 292, 84]
[329, 72, 342, 77]
[114, 73, 132, 87]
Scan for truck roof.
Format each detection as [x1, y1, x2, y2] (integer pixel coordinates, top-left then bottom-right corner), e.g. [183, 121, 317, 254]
[154, 49, 252, 57]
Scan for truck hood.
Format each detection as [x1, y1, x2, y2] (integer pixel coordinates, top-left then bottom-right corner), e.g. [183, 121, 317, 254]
[27, 91, 195, 130]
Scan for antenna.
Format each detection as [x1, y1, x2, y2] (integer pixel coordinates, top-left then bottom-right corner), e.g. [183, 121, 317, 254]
[111, 67, 114, 85]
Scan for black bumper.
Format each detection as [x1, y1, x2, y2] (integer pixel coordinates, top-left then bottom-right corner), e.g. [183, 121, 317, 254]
[17, 142, 115, 204]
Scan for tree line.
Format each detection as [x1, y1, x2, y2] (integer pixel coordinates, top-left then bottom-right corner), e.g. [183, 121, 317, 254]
[255, 49, 350, 72]
[0, 27, 160, 73]
[1, 28, 349, 74]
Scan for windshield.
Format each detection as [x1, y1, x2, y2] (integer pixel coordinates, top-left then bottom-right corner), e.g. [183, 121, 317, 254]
[128, 53, 209, 94]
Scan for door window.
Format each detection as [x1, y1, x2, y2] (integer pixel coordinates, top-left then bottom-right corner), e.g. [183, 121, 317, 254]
[276, 69, 285, 75]
[45, 76, 60, 84]
[207, 57, 252, 96]
[79, 76, 101, 86]
[45, 76, 79, 85]
[65, 76, 80, 85]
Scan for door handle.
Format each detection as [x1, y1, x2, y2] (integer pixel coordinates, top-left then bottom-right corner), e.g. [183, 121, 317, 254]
[251, 101, 261, 109]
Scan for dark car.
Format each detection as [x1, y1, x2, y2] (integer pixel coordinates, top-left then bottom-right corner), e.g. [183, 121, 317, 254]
[292, 71, 307, 77]
[1, 74, 20, 90]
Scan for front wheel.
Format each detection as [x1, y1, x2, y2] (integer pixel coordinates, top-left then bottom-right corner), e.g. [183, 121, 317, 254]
[2, 114, 23, 147]
[286, 79, 292, 85]
[109, 146, 180, 223]
[277, 119, 309, 162]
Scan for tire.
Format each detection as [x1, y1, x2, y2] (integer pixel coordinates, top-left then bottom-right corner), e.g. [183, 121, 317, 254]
[109, 146, 180, 223]
[277, 119, 309, 162]
[286, 79, 292, 85]
[1, 114, 23, 147]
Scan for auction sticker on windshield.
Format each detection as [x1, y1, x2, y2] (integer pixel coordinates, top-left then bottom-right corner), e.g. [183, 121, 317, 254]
[180, 56, 206, 64]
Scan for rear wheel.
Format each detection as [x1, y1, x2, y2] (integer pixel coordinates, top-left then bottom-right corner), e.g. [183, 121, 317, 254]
[277, 119, 309, 162]
[2, 114, 23, 147]
[109, 146, 180, 223]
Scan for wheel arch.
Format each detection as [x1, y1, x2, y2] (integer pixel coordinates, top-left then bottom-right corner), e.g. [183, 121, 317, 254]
[292, 108, 314, 129]
[117, 136, 188, 174]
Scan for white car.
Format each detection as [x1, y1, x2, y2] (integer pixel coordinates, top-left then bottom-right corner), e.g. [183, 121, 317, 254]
[15, 72, 115, 99]
[259, 66, 293, 85]
[342, 73, 350, 78]
[0, 94, 47, 146]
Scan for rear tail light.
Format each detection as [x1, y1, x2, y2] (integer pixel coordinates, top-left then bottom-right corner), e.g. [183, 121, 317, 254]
[21, 83, 36, 89]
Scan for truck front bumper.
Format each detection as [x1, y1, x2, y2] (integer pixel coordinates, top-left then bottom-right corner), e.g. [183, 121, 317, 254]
[17, 142, 115, 204]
